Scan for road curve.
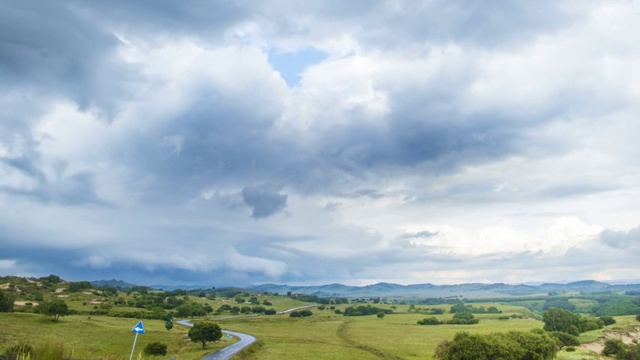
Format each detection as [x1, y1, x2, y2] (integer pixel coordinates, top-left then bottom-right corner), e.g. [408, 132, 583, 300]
[177, 304, 317, 359]
[176, 320, 257, 360]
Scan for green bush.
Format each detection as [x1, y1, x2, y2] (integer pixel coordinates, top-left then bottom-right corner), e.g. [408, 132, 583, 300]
[144, 342, 167, 357]
[417, 317, 441, 325]
[447, 312, 479, 325]
[602, 339, 627, 357]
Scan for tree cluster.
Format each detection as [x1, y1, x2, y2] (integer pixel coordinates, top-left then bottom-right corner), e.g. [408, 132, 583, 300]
[289, 293, 349, 304]
[418, 312, 479, 326]
[214, 304, 276, 316]
[343, 305, 393, 317]
[434, 330, 558, 360]
[593, 297, 640, 316]
[289, 309, 313, 317]
[542, 307, 608, 336]
[450, 302, 501, 314]
[602, 339, 640, 360]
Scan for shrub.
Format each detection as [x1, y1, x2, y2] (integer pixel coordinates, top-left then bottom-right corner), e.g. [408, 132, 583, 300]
[603, 339, 627, 357]
[549, 331, 580, 349]
[144, 342, 167, 357]
[417, 317, 441, 325]
[565, 347, 576, 352]
[4, 343, 34, 360]
[447, 312, 479, 325]
[599, 316, 616, 326]
[35, 337, 71, 360]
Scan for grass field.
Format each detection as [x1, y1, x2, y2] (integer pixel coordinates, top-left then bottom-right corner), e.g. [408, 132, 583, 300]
[0, 313, 235, 359]
[210, 303, 543, 360]
[2, 300, 636, 359]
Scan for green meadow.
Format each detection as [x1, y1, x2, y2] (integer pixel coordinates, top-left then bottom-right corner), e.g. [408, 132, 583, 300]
[0, 302, 548, 359]
[208, 303, 546, 360]
[2, 276, 639, 359]
[0, 312, 235, 359]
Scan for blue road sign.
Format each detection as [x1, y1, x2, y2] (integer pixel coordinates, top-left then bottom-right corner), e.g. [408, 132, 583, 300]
[132, 321, 145, 334]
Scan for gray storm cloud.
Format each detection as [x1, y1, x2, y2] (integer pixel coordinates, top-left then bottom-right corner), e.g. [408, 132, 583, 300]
[0, 0, 639, 285]
[242, 184, 288, 219]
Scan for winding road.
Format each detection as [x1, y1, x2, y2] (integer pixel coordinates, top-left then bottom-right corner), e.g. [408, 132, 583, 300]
[177, 304, 317, 360]
[176, 320, 257, 360]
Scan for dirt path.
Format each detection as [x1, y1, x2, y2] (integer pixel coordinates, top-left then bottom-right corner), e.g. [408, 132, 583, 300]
[336, 321, 404, 360]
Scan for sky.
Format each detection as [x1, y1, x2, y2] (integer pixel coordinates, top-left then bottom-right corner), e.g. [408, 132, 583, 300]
[1, 0, 640, 287]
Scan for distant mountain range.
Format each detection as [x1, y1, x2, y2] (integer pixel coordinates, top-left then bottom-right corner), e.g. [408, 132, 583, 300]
[90, 278, 640, 298]
[250, 280, 640, 298]
[90, 279, 140, 288]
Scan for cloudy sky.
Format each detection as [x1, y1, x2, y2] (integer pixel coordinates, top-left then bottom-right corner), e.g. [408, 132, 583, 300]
[1, 0, 639, 287]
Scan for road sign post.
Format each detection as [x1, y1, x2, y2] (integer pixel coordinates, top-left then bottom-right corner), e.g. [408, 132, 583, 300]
[130, 321, 145, 360]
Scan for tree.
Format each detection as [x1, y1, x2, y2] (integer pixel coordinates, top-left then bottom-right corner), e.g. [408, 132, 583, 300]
[377, 312, 385, 319]
[542, 308, 580, 335]
[434, 331, 523, 360]
[165, 315, 174, 337]
[599, 316, 616, 326]
[636, 314, 640, 322]
[188, 322, 222, 349]
[40, 300, 69, 321]
[143, 342, 167, 358]
[434, 331, 558, 360]
[505, 330, 557, 360]
[0, 289, 15, 312]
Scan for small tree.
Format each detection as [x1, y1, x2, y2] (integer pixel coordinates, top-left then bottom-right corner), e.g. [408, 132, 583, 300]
[188, 322, 222, 349]
[0, 289, 15, 312]
[376, 312, 385, 319]
[40, 300, 69, 321]
[144, 342, 167, 358]
[602, 339, 627, 357]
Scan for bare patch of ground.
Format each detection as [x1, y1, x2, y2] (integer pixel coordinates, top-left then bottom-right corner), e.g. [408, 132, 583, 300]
[13, 301, 38, 306]
[579, 326, 640, 357]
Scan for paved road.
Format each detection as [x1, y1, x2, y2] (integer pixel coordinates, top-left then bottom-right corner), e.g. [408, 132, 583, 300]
[277, 304, 317, 314]
[177, 320, 257, 360]
[177, 304, 317, 359]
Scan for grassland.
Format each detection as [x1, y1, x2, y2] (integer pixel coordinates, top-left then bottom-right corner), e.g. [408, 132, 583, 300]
[1, 301, 547, 359]
[0, 312, 234, 359]
[207, 303, 544, 360]
[3, 276, 638, 359]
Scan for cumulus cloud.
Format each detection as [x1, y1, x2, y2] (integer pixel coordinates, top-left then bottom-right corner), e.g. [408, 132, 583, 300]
[0, 0, 639, 285]
[599, 227, 640, 250]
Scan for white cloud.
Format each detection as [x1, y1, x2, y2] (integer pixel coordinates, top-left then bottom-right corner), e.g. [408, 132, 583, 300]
[1, 0, 639, 285]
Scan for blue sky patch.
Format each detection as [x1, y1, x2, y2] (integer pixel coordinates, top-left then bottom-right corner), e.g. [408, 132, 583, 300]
[267, 47, 328, 87]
